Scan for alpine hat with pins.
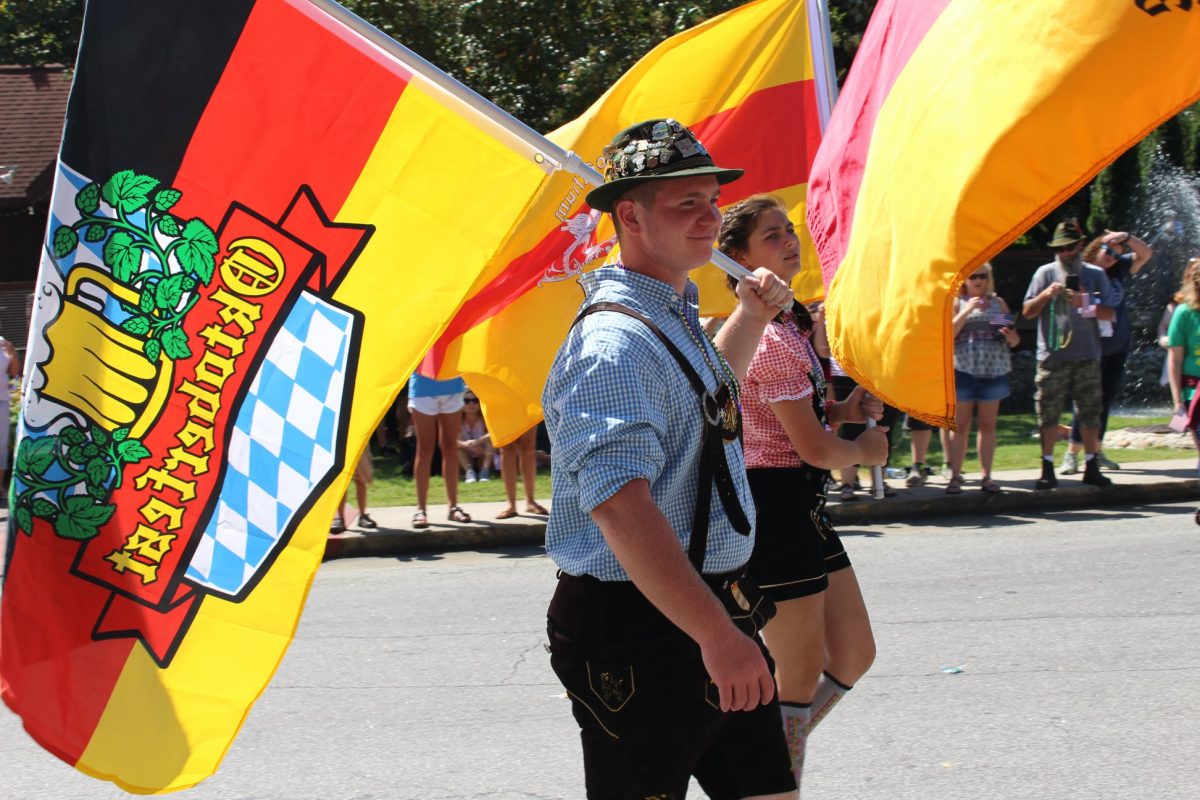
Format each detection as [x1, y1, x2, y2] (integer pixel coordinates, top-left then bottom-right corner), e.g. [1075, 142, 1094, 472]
[585, 118, 743, 212]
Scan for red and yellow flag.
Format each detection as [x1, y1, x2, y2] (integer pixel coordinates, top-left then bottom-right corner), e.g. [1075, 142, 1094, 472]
[0, 0, 555, 792]
[808, 0, 1200, 426]
[425, 0, 827, 446]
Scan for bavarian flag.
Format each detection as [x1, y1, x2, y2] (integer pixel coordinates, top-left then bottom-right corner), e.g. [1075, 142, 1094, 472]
[808, 0, 1200, 426]
[424, 0, 829, 447]
[0, 0, 556, 792]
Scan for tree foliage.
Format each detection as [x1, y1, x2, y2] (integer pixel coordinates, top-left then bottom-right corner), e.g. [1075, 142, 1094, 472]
[0, 0, 83, 66]
[4, 0, 1195, 243]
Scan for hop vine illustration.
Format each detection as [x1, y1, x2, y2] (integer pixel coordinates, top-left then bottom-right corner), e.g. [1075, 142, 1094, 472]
[17, 169, 218, 540]
[10, 423, 151, 541]
[51, 169, 219, 363]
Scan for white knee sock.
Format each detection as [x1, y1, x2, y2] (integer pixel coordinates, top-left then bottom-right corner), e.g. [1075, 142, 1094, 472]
[780, 701, 810, 791]
[803, 671, 853, 736]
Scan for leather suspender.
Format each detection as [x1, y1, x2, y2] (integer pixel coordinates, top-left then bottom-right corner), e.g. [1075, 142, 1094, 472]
[571, 302, 751, 570]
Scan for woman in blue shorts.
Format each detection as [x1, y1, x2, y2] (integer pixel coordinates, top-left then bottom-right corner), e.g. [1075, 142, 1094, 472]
[946, 262, 1020, 493]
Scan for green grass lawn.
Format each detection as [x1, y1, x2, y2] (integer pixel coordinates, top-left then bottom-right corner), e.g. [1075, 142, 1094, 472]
[359, 412, 1185, 507]
[886, 412, 1182, 474]
[366, 452, 553, 507]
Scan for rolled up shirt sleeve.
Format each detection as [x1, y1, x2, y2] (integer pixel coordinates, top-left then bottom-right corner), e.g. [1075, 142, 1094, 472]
[548, 318, 671, 514]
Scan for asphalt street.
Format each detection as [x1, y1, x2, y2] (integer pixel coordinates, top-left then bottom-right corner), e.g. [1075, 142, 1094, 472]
[2, 500, 1198, 799]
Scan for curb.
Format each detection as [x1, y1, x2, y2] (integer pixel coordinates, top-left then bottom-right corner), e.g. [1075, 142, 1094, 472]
[323, 518, 548, 559]
[826, 478, 1200, 526]
[321, 478, 1200, 560]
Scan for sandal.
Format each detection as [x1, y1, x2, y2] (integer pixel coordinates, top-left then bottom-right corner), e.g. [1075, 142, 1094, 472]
[526, 501, 549, 516]
[411, 510, 429, 529]
[981, 478, 1002, 493]
[448, 505, 472, 523]
[945, 475, 964, 495]
[495, 507, 519, 520]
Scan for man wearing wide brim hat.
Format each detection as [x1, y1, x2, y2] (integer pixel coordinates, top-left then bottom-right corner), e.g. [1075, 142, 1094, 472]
[543, 118, 798, 798]
[1045, 220, 1087, 248]
[1022, 219, 1117, 490]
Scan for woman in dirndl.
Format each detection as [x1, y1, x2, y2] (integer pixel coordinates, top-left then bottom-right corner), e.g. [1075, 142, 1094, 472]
[719, 194, 886, 790]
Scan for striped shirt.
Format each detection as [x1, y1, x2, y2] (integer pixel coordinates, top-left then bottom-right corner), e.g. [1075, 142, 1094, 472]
[543, 265, 756, 580]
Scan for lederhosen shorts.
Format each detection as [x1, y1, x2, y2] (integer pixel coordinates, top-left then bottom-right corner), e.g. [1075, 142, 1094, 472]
[547, 572, 796, 800]
[547, 302, 793, 799]
[747, 465, 852, 601]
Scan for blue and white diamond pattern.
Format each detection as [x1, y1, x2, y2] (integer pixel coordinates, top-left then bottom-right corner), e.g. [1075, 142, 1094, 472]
[186, 292, 354, 596]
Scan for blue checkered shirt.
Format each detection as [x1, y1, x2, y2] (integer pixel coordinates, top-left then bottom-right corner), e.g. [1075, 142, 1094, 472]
[543, 265, 756, 580]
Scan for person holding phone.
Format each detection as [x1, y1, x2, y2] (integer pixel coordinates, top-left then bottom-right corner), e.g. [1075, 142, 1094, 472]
[1057, 231, 1154, 474]
[946, 262, 1019, 493]
[1022, 221, 1117, 490]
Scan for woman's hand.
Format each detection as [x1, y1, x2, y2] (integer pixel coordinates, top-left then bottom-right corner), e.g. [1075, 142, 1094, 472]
[836, 386, 883, 425]
[999, 326, 1019, 347]
[733, 268, 794, 322]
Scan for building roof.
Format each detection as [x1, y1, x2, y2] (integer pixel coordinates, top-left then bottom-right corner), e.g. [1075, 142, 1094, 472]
[0, 65, 72, 209]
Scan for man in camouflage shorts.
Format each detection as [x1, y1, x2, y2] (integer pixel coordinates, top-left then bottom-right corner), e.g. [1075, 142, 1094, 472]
[1022, 221, 1116, 489]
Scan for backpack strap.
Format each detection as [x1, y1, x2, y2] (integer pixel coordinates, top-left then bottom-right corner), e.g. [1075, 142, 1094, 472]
[572, 302, 751, 570]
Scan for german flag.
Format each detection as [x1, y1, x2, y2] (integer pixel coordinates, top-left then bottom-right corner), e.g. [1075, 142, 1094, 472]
[0, 0, 555, 791]
[423, 0, 827, 447]
[808, 0, 1200, 426]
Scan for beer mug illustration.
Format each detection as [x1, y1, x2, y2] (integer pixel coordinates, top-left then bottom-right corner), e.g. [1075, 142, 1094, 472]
[39, 265, 174, 439]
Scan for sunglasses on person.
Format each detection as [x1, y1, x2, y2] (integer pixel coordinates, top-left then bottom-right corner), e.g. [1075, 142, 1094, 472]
[967, 273, 988, 281]
[1100, 244, 1120, 258]
[464, 396, 479, 403]
[1055, 243, 1081, 254]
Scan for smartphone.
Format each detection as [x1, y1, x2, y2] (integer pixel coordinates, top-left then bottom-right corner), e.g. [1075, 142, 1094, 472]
[1065, 275, 1080, 291]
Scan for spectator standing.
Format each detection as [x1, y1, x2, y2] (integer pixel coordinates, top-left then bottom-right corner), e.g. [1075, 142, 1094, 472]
[331, 446, 377, 533]
[0, 336, 19, 489]
[495, 426, 549, 519]
[720, 194, 884, 790]
[902, 416, 949, 487]
[457, 391, 493, 483]
[830, 360, 898, 500]
[947, 263, 1020, 493]
[1159, 259, 1200, 385]
[1022, 221, 1116, 489]
[1166, 257, 1200, 476]
[407, 371, 470, 528]
[543, 119, 797, 798]
[1061, 231, 1153, 473]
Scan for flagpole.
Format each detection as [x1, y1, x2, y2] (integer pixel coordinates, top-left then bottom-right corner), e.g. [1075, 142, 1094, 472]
[806, 0, 839, 131]
[805, 0, 885, 497]
[305, 0, 753, 282]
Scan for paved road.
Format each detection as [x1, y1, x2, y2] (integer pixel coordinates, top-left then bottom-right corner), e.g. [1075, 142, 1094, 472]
[2, 501, 1198, 799]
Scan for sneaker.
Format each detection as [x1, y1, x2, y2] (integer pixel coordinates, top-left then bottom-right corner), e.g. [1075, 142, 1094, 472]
[1035, 460, 1057, 490]
[329, 516, 347, 534]
[465, 469, 478, 483]
[478, 470, 491, 482]
[904, 467, 926, 488]
[1097, 451, 1121, 470]
[939, 464, 953, 480]
[1059, 451, 1079, 475]
[1082, 458, 1113, 487]
[356, 513, 378, 530]
[837, 482, 857, 502]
